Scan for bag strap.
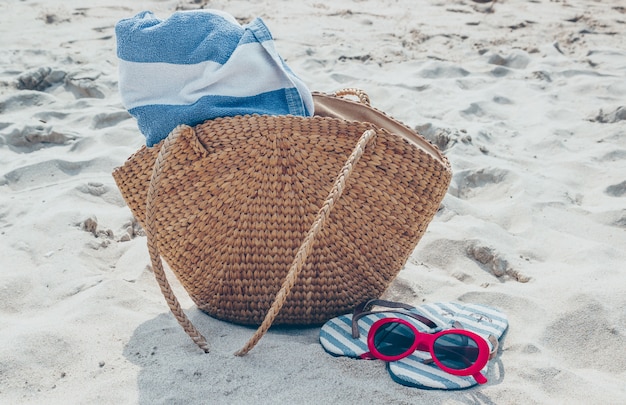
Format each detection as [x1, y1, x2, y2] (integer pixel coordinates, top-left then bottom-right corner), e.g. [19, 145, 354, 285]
[334, 88, 371, 106]
[236, 128, 377, 355]
[144, 106, 377, 356]
[145, 125, 210, 352]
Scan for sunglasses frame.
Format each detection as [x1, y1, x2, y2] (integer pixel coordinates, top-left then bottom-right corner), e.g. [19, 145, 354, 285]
[366, 317, 491, 384]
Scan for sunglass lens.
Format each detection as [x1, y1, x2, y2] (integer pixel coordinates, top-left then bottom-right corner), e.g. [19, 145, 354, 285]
[373, 322, 415, 357]
[433, 334, 480, 370]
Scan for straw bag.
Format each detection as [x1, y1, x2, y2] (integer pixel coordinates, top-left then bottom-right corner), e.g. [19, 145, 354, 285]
[112, 89, 452, 355]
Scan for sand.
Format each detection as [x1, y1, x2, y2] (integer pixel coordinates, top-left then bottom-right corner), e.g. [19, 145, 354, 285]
[1, 0, 625, 403]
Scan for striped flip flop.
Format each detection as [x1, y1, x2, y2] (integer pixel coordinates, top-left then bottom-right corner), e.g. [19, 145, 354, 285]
[386, 302, 508, 389]
[319, 299, 445, 359]
[319, 300, 508, 390]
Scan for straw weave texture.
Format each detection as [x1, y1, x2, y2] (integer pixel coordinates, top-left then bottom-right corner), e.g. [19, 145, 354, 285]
[113, 91, 451, 334]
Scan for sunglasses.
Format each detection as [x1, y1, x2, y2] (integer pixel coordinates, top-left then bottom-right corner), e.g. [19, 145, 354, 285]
[352, 300, 497, 384]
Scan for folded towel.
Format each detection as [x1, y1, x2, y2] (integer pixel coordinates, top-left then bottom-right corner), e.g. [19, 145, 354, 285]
[115, 10, 314, 146]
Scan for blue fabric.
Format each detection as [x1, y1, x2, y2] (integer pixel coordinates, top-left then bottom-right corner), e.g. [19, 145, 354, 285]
[128, 89, 304, 145]
[115, 10, 314, 146]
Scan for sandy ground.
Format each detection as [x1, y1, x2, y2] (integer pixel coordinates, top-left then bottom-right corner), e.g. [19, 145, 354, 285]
[1, 0, 625, 403]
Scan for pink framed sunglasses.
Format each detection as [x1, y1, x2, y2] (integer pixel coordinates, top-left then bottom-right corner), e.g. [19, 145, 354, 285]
[365, 317, 491, 384]
[352, 300, 496, 384]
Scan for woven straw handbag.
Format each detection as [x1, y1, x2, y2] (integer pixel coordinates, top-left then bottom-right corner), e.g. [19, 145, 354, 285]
[112, 89, 452, 355]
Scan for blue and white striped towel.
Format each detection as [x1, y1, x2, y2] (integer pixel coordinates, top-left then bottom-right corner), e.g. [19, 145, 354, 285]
[116, 10, 314, 146]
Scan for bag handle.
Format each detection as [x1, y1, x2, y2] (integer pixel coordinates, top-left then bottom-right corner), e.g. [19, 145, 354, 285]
[334, 88, 371, 106]
[144, 117, 377, 356]
[145, 125, 210, 352]
[236, 127, 377, 355]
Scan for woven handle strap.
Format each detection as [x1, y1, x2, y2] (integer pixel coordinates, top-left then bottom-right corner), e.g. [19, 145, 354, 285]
[145, 126, 210, 352]
[145, 124, 377, 355]
[235, 128, 377, 356]
[334, 88, 371, 106]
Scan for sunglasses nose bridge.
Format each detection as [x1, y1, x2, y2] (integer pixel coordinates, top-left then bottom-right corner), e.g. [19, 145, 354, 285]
[413, 328, 435, 350]
[397, 320, 439, 350]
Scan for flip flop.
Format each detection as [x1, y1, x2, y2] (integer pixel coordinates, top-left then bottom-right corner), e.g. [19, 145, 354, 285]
[386, 301, 508, 390]
[319, 299, 446, 359]
[319, 300, 508, 390]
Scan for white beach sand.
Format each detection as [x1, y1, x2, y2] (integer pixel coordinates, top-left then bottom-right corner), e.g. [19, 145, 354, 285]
[1, 0, 625, 403]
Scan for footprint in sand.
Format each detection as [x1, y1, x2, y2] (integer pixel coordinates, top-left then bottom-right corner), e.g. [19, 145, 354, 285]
[13, 65, 109, 99]
[382, 276, 421, 302]
[466, 242, 531, 283]
[591, 209, 626, 229]
[486, 51, 531, 78]
[415, 124, 474, 152]
[542, 296, 626, 374]
[449, 167, 516, 200]
[0, 92, 57, 113]
[64, 69, 106, 99]
[16, 67, 66, 91]
[91, 111, 132, 129]
[605, 180, 626, 197]
[76, 182, 108, 197]
[487, 50, 531, 70]
[412, 238, 530, 283]
[460, 102, 488, 118]
[1, 157, 113, 190]
[1, 123, 78, 152]
[592, 106, 626, 124]
[74, 181, 127, 207]
[598, 149, 626, 162]
[418, 62, 470, 79]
